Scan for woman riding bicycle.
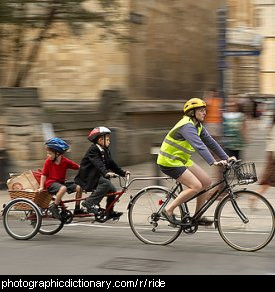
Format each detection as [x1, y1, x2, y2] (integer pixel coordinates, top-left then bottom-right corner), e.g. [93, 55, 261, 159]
[157, 98, 235, 225]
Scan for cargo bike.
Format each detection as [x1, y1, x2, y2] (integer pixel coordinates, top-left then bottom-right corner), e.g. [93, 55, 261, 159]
[2, 174, 132, 240]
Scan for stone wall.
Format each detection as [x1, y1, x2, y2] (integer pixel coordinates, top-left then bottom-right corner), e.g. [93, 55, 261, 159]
[129, 0, 226, 100]
[0, 88, 46, 173]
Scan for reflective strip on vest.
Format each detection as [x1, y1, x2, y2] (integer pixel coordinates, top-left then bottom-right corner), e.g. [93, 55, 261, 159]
[164, 138, 193, 154]
[159, 150, 187, 164]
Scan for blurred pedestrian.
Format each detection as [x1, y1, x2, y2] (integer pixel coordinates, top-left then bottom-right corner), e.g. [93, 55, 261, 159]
[251, 113, 275, 208]
[252, 99, 263, 120]
[203, 88, 223, 142]
[222, 97, 248, 160]
[203, 88, 224, 181]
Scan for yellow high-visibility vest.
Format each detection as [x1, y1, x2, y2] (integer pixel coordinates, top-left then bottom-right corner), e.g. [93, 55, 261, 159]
[157, 116, 202, 167]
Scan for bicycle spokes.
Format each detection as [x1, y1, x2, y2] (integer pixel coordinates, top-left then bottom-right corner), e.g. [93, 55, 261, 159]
[216, 191, 275, 251]
[128, 187, 185, 245]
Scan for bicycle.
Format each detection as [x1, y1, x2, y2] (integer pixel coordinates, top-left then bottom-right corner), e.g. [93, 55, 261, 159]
[128, 160, 275, 252]
[2, 174, 131, 240]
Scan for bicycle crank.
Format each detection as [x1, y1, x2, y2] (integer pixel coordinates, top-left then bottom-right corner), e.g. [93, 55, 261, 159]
[60, 210, 73, 224]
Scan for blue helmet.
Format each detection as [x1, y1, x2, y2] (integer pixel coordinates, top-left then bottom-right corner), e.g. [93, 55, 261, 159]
[45, 138, 69, 154]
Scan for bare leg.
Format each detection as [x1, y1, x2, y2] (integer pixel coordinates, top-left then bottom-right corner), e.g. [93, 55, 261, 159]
[75, 185, 83, 209]
[54, 185, 67, 205]
[165, 163, 212, 216]
[188, 164, 212, 213]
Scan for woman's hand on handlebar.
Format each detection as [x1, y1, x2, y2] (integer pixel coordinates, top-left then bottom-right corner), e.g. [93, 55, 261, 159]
[213, 156, 238, 167]
[227, 156, 237, 162]
[213, 160, 228, 166]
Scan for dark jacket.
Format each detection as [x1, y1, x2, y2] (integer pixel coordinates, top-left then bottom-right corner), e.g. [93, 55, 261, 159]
[74, 143, 125, 191]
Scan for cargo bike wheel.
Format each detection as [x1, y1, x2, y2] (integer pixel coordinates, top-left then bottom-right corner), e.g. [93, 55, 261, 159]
[3, 198, 42, 240]
[39, 206, 65, 235]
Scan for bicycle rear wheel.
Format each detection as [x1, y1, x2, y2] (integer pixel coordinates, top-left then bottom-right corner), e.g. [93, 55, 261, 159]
[128, 186, 184, 245]
[216, 190, 275, 252]
[3, 198, 42, 240]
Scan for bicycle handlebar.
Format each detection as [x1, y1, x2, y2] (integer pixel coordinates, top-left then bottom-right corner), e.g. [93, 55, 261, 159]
[125, 173, 131, 188]
[114, 173, 131, 189]
[225, 159, 241, 169]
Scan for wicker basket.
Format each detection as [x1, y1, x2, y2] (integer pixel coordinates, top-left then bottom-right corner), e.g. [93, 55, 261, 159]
[235, 162, 257, 185]
[9, 190, 52, 210]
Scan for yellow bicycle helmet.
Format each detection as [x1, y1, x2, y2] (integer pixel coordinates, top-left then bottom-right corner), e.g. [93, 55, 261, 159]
[183, 98, 206, 114]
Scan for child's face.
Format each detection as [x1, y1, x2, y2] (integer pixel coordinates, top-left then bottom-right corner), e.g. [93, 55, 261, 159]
[97, 135, 111, 148]
[47, 150, 56, 160]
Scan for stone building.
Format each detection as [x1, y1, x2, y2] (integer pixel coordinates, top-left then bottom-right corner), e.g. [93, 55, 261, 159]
[253, 0, 275, 94]
[226, 0, 262, 94]
[0, 0, 226, 174]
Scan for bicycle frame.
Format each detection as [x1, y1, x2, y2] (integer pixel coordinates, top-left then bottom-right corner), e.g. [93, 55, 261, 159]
[166, 169, 248, 226]
[56, 174, 132, 219]
[58, 188, 127, 216]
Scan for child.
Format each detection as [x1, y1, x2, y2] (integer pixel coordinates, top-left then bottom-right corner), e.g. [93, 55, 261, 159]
[38, 137, 85, 219]
[75, 126, 130, 220]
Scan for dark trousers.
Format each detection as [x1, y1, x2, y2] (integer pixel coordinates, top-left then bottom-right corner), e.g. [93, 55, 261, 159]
[86, 176, 116, 210]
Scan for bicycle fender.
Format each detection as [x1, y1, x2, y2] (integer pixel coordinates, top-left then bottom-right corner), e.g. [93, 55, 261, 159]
[3, 198, 43, 216]
[127, 185, 170, 210]
[213, 189, 260, 229]
[213, 194, 230, 229]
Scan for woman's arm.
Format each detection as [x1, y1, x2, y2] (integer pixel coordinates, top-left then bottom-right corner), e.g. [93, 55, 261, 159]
[179, 124, 216, 165]
[200, 127, 228, 160]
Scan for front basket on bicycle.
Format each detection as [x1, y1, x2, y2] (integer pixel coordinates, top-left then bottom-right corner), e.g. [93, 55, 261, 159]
[235, 162, 257, 185]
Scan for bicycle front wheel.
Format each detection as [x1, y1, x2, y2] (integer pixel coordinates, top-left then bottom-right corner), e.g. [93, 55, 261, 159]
[216, 190, 275, 252]
[128, 186, 184, 245]
[3, 199, 42, 240]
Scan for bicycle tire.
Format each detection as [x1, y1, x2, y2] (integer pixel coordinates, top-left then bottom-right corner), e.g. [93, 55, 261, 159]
[128, 186, 184, 245]
[3, 198, 42, 240]
[216, 190, 275, 252]
[39, 214, 64, 235]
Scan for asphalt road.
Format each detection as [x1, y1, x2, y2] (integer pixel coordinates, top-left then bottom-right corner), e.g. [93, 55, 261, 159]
[0, 217, 274, 275]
